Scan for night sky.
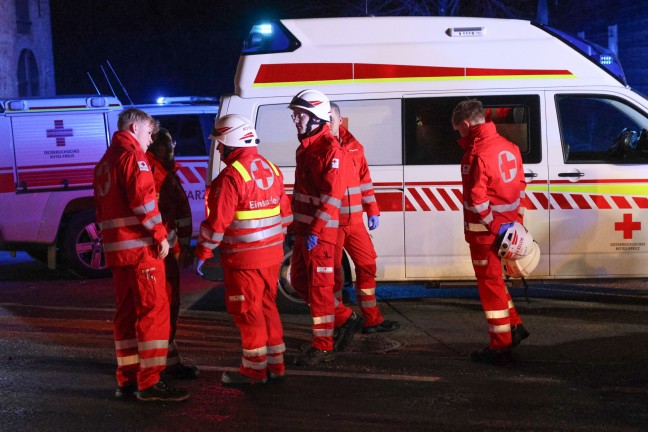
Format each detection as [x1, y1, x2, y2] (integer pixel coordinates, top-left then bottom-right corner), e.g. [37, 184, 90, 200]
[49, 0, 314, 104]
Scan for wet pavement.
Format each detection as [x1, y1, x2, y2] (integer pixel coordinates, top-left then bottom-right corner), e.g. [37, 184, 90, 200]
[1, 252, 647, 431]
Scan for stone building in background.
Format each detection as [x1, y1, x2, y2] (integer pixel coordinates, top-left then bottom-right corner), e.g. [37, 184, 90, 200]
[0, 0, 55, 97]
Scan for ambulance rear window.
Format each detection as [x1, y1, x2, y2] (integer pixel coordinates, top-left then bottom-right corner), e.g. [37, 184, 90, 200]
[533, 22, 627, 86]
[242, 21, 301, 55]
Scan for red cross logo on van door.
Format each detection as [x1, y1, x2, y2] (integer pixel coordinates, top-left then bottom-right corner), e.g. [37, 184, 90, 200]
[615, 213, 641, 239]
[47, 120, 74, 147]
[250, 158, 274, 190]
[498, 150, 518, 183]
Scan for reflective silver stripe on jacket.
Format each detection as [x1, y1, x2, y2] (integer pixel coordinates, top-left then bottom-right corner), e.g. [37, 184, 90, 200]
[359, 182, 374, 191]
[345, 187, 361, 195]
[340, 205, 363, 214]
[104, 237, 155, 252]
[361, 195, 376, 204]
[167, 229, 178, 247]
[293, 192, 319, 205]
[293, 213, 339, 228]
[320, 194, 342, 207]
[464, 200, 490, 213]
[315, 209, 331, 222]
[229, 215, 282, 229]
[282, 215, 293, 225]
[132, 199, 156, 215]
[491, 199, 520, 213]
[100, 216, 139, 230]
[115, 338, 138, 350]
[142, 213, 162, 231]
[223, 224, 283, 244]
[200, 226, 224, 242]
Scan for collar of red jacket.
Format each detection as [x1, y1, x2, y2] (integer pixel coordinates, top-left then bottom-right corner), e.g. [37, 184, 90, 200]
[457, 121, 498, 151]
[338, 124, 359, 147]
[146, 151, 179, 172]
[298, 124, 329, 148]
[111, 130, 142, 153]
[223, 146, 259, 165]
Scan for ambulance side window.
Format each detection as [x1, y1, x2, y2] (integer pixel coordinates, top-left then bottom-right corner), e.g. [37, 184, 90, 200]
[153, 114, 212, 157]
[403, 95, 541, 165]
[256, 99, 402, 166]
[556, 95, 648, 163]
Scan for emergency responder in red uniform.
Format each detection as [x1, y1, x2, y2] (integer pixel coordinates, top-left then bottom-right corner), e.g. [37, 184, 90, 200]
[288, 89, 365, 365]
[93, 108, 188, 402]
[147, 128, 198, 379]
[194, 114, 291, 386]
[328, 103, 400, 337]
[452, 99, 530, 365]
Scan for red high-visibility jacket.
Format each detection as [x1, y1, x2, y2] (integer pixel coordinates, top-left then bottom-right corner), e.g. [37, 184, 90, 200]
[195, 147, 292, 269]
[459, 121, 526, 245]
[146, 154, 192, 253]
[338, 126, 379, 226]
[291, 125, 345, 244]
[93, 131, 167, 267]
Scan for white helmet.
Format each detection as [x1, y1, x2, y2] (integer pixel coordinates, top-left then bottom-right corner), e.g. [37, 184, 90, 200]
[497, 221, 534, 261]
[209, 114, 258, 147]
[502, 241, 540, 278]
[288, 89, 331, 122]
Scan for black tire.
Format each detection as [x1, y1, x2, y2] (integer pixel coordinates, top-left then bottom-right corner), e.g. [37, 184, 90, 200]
[62, 210, 111, 279]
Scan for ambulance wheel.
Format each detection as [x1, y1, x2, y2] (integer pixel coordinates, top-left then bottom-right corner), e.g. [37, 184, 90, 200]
[277, 249, 310, 314]
[62, 210, 111, 279]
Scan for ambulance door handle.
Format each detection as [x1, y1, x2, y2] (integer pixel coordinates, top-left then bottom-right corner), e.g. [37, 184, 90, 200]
[557, 172, 585, 178]
[524, 172, 537, 179]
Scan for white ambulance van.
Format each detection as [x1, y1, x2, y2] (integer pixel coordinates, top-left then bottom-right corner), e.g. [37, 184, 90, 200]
[0, 95, 218, 277]
[209, 16, 648, 304]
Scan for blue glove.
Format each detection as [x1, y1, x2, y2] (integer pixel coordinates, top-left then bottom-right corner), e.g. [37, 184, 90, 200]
[306, 234, 318, 251]
[367, 215, 380, 231]
[194, 258, 205, 276]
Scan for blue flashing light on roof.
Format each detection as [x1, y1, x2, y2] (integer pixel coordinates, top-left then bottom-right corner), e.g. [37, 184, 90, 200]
[533, 22, 627, 86]
[242, 21, 301, 55]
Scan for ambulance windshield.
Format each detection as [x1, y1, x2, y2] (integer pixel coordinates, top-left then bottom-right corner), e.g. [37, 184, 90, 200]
[534, 23, 627, 86]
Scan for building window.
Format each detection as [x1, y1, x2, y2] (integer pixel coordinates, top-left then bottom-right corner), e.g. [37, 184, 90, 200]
[15, 0, 31, 34]
[17, 49, 39, 96]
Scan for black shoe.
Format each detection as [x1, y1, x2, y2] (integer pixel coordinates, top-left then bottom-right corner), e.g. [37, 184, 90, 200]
[294, 347, 335, 366]
[334, 312, 366, 352]
[115, 383, 137, 400]
[511, 324, 530, 347]
[164, 363, 200, 379]
[470, 347, 513, 365]
[267, 371, 286, 384]
[222, 371, 267, 386]
[136, 380, 189, 402]
[362, 319, 401, 334]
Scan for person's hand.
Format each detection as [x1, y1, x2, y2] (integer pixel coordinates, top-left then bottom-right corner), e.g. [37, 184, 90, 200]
[306, 234, 318, 251]
[194, 257, 205, 276]
[367, 215, 380, 231]
[496, 222, 515, 246]
[285, 234, 295, 249]
[158, 239, 170, 259]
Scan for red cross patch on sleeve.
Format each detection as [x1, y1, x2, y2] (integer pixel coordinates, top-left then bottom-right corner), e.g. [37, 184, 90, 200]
[137, 161, 150, 172]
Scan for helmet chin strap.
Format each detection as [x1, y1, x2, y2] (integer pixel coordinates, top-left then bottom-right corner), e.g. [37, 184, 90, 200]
[222, 145, 236, 159]
[303, 115, 324, 136]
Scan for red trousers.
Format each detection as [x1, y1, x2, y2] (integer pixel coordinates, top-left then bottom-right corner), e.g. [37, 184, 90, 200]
[291, 236, 352, 351]
[111, 255, 169, 390]
[469, 242, 522, 351]
[163, 254, 182, 366]
[224, 265, 285, 380]
[333, 223, 384, 327]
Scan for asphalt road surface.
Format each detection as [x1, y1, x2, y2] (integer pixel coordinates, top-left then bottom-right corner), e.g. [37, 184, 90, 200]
[1, 252, 647, 431]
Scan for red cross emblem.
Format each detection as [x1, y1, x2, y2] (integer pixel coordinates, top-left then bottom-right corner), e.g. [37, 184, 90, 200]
[250, 158, 274, 190]
[95, 161, 111, 197]
[47, 120, 74, 147]
[615, 213, 641, 239]
[498, 151, 518, 183]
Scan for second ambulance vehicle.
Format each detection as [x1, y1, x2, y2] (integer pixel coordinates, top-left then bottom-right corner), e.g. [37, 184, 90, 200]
[210, 16, 648, 303]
